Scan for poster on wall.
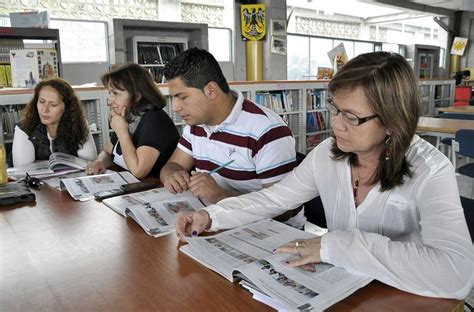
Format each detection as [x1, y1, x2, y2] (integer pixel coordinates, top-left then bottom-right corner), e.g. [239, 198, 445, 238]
[271, 37, 287, 55]
[240, 4, 266, 41]
[450, 37, 468, 56]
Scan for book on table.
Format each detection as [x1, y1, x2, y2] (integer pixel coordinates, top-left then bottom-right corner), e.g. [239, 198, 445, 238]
[7, 152, 89, 180]
[59, 171, 140, 201]
[180, 219, 373, 311]
[102, 188, 207, 237]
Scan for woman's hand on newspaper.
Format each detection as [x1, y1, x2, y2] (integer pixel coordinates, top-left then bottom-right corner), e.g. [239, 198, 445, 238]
[86, 160, 107, 175]
[175, 210, 212, 241]
[274, 237, 322, 267]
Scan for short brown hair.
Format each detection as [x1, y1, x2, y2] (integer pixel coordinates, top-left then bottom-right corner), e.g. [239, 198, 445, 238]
[101, 63, 166, 119]
[329, 51, 420, 191]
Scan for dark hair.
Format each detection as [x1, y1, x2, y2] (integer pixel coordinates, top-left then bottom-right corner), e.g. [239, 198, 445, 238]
[328, 51, 420, 191]
[101, 63, 166, 116]
[21, 78, 90, 152]
[164, 47, 230, 93]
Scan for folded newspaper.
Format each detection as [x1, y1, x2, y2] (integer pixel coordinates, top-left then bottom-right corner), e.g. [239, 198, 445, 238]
[181, 219, 372, 311]
[102, 188, 207, 237]
[59, 171, 139, 201]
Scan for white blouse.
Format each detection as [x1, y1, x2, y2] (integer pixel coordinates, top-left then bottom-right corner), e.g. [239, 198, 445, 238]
[12, 125, 97, 167]
[204, 136, 474, 299]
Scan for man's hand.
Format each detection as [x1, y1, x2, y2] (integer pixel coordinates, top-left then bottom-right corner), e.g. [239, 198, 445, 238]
[162, 170, 191, 194]
[189, 171, 234, 203]
[175, 210, 212, 241]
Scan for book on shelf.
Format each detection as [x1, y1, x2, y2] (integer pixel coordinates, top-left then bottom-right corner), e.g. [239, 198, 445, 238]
[59, 171, 139, 201]
[102, 188, 207, 237]
[307, 134, 322, 149]
[7, 152, 89, 180]
[180, 218, 373, 311]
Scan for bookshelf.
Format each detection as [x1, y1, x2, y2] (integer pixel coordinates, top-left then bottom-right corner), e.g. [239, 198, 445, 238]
[0, 78, 455, 157]
[0, 27, 63, 78]
[126, 36, 188, 83]
[418, 79, 455, 116]
[0, 87, 107, 155]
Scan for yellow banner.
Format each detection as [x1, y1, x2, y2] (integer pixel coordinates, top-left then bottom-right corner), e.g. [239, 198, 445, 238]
[240, 4, 266, 41]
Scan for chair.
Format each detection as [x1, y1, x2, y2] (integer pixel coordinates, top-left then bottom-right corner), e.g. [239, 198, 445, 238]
[460, 196, 474, 243]
[296, 152, 327, 228]
[452, 130, 474, 200]
[437, 113, 474, 161]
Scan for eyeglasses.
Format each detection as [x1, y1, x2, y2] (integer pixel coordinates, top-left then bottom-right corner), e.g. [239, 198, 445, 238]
[23, 172, 43, 189]
[326, 98, 378, 126]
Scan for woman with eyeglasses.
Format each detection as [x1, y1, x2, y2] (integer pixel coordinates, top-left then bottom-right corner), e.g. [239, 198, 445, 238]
[175, 51, 473, 299]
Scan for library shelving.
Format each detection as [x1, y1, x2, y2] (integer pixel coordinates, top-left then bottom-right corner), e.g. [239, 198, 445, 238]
[126, 36, 188, 84]
[0, 78, 455, 156]
[0, 27, 63, 77]
[0, 87, 108, 154]
[418, 79, 455, 116]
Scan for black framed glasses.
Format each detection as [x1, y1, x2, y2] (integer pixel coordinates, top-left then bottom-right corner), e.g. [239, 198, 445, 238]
[326, 98, 378, 126]
[23, 172, 43, 189]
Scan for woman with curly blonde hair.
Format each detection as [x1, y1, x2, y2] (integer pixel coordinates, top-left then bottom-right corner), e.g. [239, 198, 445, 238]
[12, 78, 97, 166]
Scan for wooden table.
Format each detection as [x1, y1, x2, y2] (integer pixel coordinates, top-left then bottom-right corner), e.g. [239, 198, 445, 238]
[0, 185, 463, 311]
[417, 116, 474, 138]
[439, 106, 474, 114]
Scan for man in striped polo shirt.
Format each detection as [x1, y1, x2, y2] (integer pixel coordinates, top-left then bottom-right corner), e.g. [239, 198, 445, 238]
[160, 48, 301, 224]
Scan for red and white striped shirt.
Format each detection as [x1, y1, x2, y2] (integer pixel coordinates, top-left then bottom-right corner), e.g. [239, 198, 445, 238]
[178, 89, 297, 193]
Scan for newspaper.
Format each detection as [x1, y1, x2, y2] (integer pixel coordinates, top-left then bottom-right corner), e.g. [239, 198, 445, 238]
[59, 171, 139, 201]
[7, 152, 88, 180]
[102, 188, 207, 237]
[181, 219, 372, 311]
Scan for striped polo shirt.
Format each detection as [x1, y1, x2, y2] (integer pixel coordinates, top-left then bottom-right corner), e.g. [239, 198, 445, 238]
[178, 89, 297, 194]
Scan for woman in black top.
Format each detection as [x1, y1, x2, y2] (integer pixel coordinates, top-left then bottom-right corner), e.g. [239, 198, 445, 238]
[87, 64, 179, 178]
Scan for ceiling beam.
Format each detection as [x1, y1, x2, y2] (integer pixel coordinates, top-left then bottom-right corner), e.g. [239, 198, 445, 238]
[365, 12, 429, 24]
[360, 0, 454, 17]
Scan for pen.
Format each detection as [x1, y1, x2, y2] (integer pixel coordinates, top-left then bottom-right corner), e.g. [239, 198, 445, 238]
[209, 159, 235, 174]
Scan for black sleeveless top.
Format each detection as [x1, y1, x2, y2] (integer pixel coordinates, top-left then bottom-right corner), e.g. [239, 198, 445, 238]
[21, 124, 78, 160]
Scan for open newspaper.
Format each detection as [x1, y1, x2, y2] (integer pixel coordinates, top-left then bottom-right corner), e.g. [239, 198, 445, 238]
[59, 171, 139, 201]
[102, 188, 207, 237]
[7, 152, 88, 180]
[48, 152, 88, 171]
[181, 219, 372, 311]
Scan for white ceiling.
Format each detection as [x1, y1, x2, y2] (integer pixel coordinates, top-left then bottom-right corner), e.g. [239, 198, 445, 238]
[406, 0, 463, 11]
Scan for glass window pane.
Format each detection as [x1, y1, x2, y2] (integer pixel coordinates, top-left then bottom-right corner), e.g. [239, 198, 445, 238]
[287, 35, 309, 80]
[382, 43, 399, 53]
[354, 42, 374, 57]
[208, 28, 231, 62]
[50, 19, 107, 63]
[310, 37, 333, 79]
[333, 40, 354, 60]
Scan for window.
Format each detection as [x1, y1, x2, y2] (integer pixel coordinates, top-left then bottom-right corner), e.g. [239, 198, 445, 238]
[287, 35, 309, 80]
[49, 19, 108, 63]
[310, 37, 333, 78]
[354, 42, 374, 56]
[208, 27, 232, 62]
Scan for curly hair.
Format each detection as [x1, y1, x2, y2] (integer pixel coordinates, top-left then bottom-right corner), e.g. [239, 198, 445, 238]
[101, 63, 166, 120]
[20, 78, 90, 153]
[328, 51, 420, 191]
[164, 47, 230, 93]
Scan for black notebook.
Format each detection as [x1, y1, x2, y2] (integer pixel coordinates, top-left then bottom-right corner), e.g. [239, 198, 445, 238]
[0, 182, 36, 206]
